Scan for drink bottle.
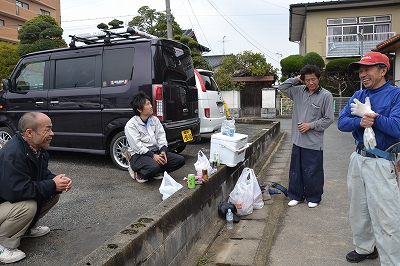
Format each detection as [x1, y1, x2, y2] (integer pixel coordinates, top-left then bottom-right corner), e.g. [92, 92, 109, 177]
[226, 208, 233, 230]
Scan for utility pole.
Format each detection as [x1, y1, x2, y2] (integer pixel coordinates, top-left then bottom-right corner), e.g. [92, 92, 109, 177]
[165, 0, 173, 40]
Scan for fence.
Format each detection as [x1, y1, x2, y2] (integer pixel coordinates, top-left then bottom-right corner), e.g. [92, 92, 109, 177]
[280, 97, 351, 116]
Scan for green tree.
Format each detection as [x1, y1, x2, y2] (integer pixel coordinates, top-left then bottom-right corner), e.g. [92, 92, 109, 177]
[0, 42, 20, 81]
[280, 54, 304, 80]
[17, 15, 67, 56]
[173, 35, 212, 70]
[304, 52, 325, 70]
[97, 19, 124, 30]
[323, 57, 360, 97]
[128, 6, 181, 37]
[214, 51, 277, 91]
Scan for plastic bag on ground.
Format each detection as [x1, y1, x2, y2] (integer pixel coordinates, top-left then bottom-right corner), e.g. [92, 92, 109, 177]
[228, 167, 264, 216]
[159, 171, 183, 201]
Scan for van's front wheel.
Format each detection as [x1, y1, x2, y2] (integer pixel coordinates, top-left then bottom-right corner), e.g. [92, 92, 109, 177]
[110, 132, 130, 171]
[0, 127, 14, 149]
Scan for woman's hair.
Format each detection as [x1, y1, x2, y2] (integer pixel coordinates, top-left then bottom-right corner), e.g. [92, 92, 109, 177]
[128, 91, 151, 116]
[300, 64, 321, 81]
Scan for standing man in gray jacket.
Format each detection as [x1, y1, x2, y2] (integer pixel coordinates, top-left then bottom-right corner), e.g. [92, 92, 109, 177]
[125, 92, 185, 183]
[278, 64, 334, 208]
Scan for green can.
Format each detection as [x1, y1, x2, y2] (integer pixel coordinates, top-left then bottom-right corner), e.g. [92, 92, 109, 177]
[188, 174, 196, 189]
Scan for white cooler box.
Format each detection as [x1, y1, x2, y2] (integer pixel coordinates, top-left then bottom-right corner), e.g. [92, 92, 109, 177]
[210, 132, 249, 167]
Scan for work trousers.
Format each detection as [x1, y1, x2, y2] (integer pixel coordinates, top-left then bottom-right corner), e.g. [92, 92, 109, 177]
[347, 152, 400, 266]
[130, 151, 185, 180]
[288, 144, 324, 203]
[0, 194, 60, 248]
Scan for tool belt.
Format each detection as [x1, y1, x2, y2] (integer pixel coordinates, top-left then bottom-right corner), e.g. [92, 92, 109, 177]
[355, 140, 397, 161]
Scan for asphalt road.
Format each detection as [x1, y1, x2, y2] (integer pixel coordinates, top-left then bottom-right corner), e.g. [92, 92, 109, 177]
[13, 121, 272, 266]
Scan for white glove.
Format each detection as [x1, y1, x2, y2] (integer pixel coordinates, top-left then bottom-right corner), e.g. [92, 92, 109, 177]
[351, 97, 377, 150]
[363, 127, 377, 150]
[351, 97, 374, 117]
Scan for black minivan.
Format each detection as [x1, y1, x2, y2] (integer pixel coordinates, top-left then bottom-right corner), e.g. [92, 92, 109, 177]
[0, 27, 200, 170]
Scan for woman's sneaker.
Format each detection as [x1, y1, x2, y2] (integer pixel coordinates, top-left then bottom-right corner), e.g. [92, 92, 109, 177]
[0, 246, 26, 264]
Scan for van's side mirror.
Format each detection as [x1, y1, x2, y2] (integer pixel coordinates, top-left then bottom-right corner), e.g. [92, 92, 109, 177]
[1, 78, 11, 91]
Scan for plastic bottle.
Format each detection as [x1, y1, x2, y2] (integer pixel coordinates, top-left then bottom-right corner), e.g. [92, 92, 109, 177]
[226, 208, 233, 230]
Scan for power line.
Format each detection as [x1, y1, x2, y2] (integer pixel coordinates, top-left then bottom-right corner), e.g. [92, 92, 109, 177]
[185, 0, 213, 54]
[206, 0, 279, 62]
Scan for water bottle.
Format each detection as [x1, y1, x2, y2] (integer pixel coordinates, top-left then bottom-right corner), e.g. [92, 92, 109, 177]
[226, 208, 234, 230]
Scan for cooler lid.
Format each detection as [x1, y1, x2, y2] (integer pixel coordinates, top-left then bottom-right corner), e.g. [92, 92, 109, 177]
[211, 132, 248, 142]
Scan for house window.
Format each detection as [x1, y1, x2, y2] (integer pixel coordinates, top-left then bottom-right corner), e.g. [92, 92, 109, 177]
[16, 1, 29, 9]
[0, 20, 4, 26]
[360, 15, 390, 23]
[326, 15, 393, 58]
[327, 15, 391, 38]
[40, 9, 50, 16]
[327, 17, 357, 25]
[18, 25, 23, 30]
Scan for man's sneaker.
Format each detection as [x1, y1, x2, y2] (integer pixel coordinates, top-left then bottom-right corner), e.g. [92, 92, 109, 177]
[153, 173, 164, 180]
[288, 200, 300, 206]
[308, 202, 318, 208]
[135, 174, 148, 183]
[128, 166, 136, 180]
[22, 225, 50, 238]
[0, 247, 26, 263]
[346, 247, 378, 263]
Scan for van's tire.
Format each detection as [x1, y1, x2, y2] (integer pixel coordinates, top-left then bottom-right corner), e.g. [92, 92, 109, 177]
[175, 145, 186, 154]
[110, 131, 130, 171]
[0, 127, 14, 149]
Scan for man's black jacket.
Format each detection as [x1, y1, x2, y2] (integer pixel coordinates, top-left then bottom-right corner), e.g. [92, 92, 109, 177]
[0, 133, 56, 226]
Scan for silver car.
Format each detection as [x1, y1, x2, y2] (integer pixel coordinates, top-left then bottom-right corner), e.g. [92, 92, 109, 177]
[194, 69, 226, 134]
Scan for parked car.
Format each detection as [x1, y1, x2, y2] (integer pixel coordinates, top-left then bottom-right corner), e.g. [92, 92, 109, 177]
[0, 27, 201, 170]
[194, 69, 226, 134]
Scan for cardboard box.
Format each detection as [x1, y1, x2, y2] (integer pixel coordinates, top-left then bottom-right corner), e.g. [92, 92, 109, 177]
[210, 132, 249, 167]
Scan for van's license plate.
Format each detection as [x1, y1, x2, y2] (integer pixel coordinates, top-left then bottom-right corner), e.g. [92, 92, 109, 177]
[181, 129, 193, 142]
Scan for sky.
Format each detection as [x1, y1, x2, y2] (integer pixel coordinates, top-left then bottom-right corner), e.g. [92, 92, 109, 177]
[60, 0, 300, 69]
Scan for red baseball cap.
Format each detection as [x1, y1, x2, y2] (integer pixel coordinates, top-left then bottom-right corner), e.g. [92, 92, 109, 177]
[349, 51, 390, 70]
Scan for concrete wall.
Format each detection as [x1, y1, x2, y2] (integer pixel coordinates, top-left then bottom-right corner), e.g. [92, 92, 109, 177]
[74, 120, 280, 266]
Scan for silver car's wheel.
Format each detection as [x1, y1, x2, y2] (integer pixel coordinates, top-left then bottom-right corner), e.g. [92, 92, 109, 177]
[0, 127, 14, 149]
[110, 132, 130, 171]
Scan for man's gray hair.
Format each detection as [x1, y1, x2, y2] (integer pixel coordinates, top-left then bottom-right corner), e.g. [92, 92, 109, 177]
[18, 112, 40, 133]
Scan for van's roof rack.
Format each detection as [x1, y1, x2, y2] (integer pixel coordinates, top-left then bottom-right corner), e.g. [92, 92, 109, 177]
[68, 27, 157, 48]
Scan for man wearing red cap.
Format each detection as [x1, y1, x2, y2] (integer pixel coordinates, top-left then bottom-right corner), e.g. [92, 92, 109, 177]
[338, 51, 400, 265]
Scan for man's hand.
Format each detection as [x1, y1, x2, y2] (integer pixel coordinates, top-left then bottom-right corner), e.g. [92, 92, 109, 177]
[351, 97, 374, 117]
[53, 174, 72, 192]
[360, 113, 379, 128]
[154, 153, 167, 165]
[297, 122, 311, 133]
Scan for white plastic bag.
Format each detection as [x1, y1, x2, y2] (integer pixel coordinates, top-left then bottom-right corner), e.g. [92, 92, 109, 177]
[159, 172, 183, 201]
[228, 168, 264, 216]
[194, 150, 213, 176]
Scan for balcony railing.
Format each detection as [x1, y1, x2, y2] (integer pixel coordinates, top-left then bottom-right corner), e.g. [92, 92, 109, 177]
[326, 32, 395, 58]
